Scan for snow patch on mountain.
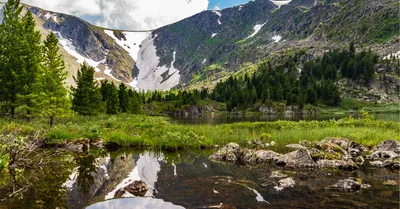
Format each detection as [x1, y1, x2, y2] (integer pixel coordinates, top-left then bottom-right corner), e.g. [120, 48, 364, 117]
[54, 31, 106, 72]
[245, 23, 266, 40]
[270, 0, 292, 8]
[272, 35, 282, 42]
[0, 3, 4, 23]
[213, 10, 222, 25]
[104, 30, 151, 61]
[135, 35, 181, 90]
[211, 33, 218, 38]
[383, 51, 400, 60]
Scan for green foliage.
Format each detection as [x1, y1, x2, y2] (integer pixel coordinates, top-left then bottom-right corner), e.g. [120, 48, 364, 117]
[71, 63, 102, 116]
[38, 32, 71, 126]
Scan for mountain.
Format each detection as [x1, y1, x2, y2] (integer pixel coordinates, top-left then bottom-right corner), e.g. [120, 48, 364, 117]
[0, 0, 398, 93]
[134, 0, 399, 90]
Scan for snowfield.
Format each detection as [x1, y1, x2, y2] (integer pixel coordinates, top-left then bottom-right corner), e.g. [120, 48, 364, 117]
[213, 11, 222, 25]
[211, 33, 218, 38]
[383, 51, 400, 60]
[135, 34, 181, 90]
[104, 30, 151, 61]
[245, 23, 266, 40]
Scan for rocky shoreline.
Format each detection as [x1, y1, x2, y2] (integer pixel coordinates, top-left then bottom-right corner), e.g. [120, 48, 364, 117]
[209, 138, 400, 171]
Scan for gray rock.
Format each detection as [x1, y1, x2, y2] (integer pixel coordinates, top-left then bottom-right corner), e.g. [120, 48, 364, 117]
[276, 149, 316, 167]
[372, 140, 400, 154]
[298, 140, 313, 147]
[330, 179, 361, 191]
[319, 137, 351, 150]
[286, 144, 306, 150]
[367, 150, 398, 160]
[317, 159, 358, 170]
[209, 142, 241, 162]
[251, 150, 280, 164]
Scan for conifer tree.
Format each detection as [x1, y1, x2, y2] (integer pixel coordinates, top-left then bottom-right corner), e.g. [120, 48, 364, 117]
[39, 32, 71, 126]
[0, 0, 24, 117]
[118, 83, 129, 113]
[18, 10, 43, 118]
[71, 63, 102, 116]
[106, 83, 119, 115]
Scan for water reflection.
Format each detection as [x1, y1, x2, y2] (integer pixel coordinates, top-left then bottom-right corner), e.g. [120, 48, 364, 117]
[87, 197, 185, 209]
[169, 113, 400, 125]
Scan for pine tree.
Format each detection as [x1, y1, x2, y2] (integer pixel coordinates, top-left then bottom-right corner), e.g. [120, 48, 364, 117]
[71, 63, 102, 116]
[118, 83, 129, 113]
[38, 32, 71, 126]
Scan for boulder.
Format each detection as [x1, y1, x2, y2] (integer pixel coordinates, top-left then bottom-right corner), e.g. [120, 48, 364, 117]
[124, 180, 148, 197]
[329, 179, 361, 192]
[370, 160, 384, 167]
[298, 140, 313, 148]
[209, 143, 241, 162]
[318, 137, 351, 150]
[317, 160, 358, 170]
[276, 149, 316, 167]
[278, 178, 295, 188]
[367, 150, 398, 160]
[372, 140, 400, 154]
[245, 150, 280, 164]
[318, 138, 366, 157]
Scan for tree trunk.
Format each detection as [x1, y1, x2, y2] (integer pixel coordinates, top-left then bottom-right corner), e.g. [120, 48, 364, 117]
[49, 116, 54, 127]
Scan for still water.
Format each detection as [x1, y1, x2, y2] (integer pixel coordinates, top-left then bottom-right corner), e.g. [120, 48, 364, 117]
[169, 113, 400, 125]
[0, 149, 398, 209]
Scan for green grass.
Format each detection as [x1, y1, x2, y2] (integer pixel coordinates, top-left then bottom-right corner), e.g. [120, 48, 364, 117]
[1, 114, 398, 151]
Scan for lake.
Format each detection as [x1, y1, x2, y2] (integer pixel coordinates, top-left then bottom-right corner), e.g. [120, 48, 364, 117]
[0, 149, 398, 209]
[169, 113, 400, 125]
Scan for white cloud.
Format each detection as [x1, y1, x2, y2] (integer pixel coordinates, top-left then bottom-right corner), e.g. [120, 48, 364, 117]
[22, 0, 209, 30]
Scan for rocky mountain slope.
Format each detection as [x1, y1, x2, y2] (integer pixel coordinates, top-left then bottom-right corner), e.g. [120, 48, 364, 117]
[1, 0, 398, 95]
[134, 0, 399, 91]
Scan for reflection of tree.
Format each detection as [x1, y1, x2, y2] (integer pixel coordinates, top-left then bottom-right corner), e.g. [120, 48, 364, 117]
[76, 152, 98, 194]
[0, 152, 74, 209]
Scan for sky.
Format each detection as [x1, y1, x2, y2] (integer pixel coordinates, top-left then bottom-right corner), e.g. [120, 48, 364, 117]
[20, 0, 251, 30]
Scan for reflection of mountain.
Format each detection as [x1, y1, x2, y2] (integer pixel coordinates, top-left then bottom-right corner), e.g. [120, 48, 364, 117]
[87, 197, 184, 209]
[66, 154, 135, 209]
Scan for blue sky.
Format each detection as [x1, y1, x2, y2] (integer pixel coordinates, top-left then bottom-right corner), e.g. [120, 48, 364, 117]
[208, 0, 251, 10]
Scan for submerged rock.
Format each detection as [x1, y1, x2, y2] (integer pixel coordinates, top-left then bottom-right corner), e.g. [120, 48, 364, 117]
[124, 180, 148, 197]
[367, 150, 398, 159]
[329, 179, 362, 192]
[317, 160, 358, 170]
[276, 149, 316, 167]
[274, 177, 295, 191]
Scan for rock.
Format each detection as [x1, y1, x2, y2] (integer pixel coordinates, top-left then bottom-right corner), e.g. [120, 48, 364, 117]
[356, 156, 365, 165]
[367, 150, 398, 159]
[286, 144, 306, 150]
[370, 160, 384, 167]
[124, 180, 148, 197]
[270, 171, 288, 178]
[276, 149, 316, 167]
[319, 137, 351, 150]
[248, 150, 280, 164]
[330, 179, 361, 192]
[317, 160, 358, 170]
[382, 158, 400, 170]
[63, 139, 90, 152]
[372, 140, 400, 154]
[209, 143, 241, 162]
[383, 180, 399, 186]
[278, 177, 295, 188]
[348, 141, 367, 156]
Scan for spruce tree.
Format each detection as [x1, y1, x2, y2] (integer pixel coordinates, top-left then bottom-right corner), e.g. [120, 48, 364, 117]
[118, 83, 129, 113]
[18, 10, 43, 118]
[0, 0, 24, 117]
[39, 32, 71, 126]
[106, 83, 119, 115]
[71, 63, 102, 116]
